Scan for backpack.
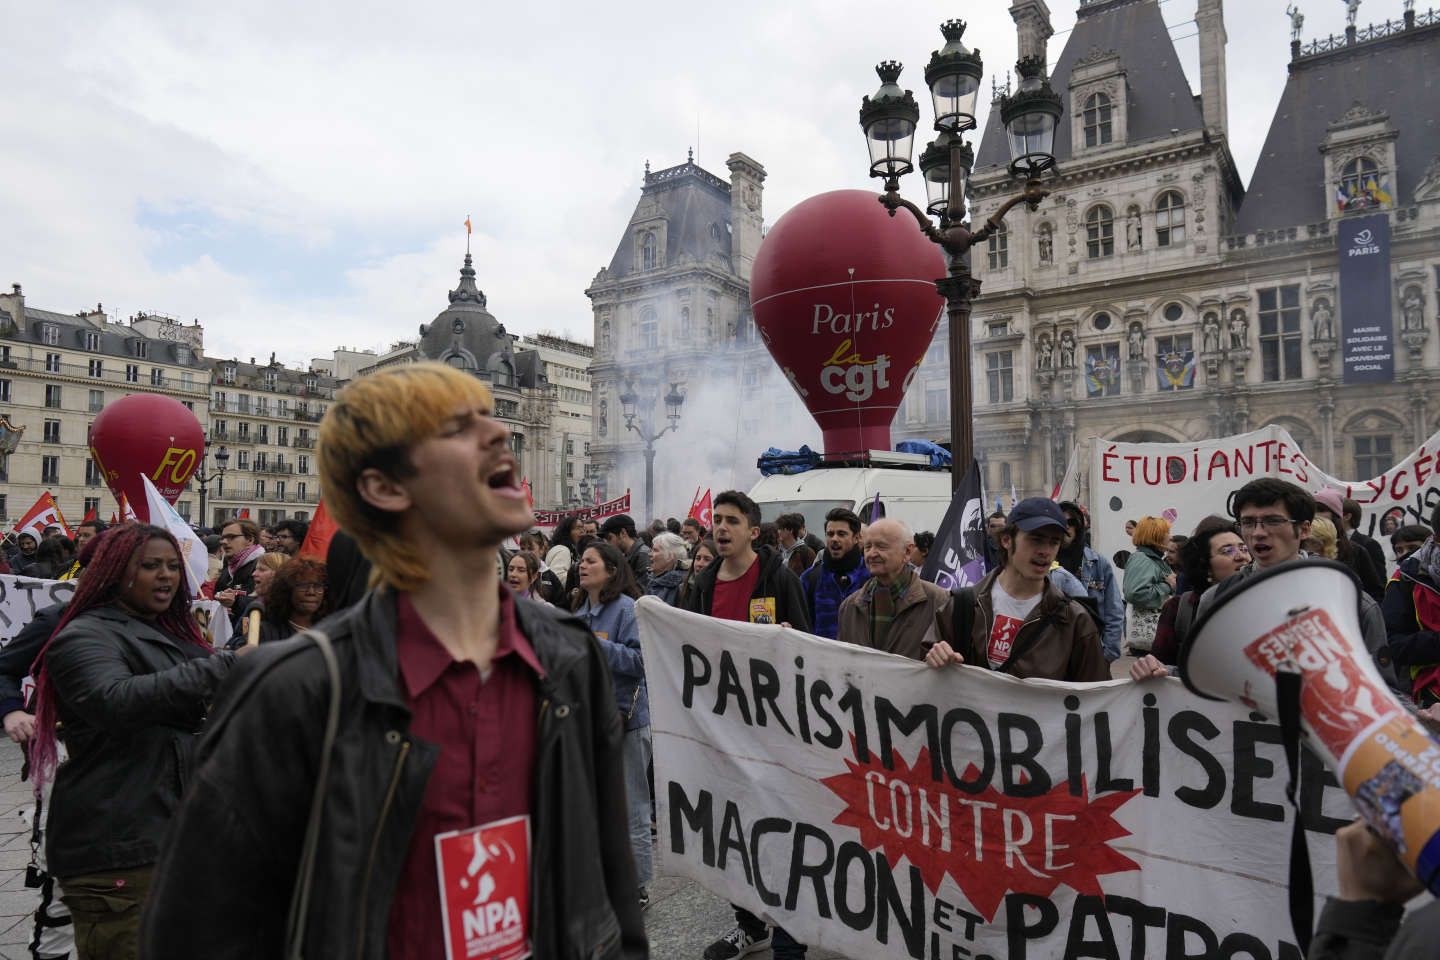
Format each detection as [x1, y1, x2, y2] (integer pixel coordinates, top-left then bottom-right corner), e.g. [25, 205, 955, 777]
[948, 586, 1072, 674]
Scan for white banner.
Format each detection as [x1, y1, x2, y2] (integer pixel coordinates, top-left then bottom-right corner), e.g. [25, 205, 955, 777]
[1071, 425, 1440, 565]
[638, 598, 1353, 960]
[0, 575, 230, 649]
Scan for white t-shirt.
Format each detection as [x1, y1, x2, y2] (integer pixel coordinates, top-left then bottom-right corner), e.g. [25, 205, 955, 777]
[987, 581, 1043, 668]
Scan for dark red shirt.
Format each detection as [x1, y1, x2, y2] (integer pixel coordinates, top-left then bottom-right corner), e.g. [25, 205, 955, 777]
[386, 589, 544, 960]
[711, 556, 760, 622]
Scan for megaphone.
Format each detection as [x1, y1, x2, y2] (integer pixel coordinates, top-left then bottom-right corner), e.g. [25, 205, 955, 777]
[1183, 559, 1440, 898]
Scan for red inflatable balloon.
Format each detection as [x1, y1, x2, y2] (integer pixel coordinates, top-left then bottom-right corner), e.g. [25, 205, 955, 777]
[750, 189, 947, 456]
[88, 394, 205, 522]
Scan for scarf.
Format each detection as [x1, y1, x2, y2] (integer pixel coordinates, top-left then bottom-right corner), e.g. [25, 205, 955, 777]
[821, 545, 865, 575]
[1413, 541, 1440, 590]
[228, 543, 264, 573]
[868, 566, 913, 649]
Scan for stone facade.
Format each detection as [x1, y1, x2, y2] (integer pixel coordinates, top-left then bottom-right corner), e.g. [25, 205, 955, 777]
[897, 0, 1440, 499]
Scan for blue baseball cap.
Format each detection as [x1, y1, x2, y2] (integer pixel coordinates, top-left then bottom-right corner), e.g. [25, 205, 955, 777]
[1008, 497, 1068, 533]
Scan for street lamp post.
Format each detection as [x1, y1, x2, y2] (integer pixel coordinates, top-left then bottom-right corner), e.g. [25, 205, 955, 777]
[195, 442, 230, 529]
[618, 377, 685, 522]
[860, 21, 1062, 488]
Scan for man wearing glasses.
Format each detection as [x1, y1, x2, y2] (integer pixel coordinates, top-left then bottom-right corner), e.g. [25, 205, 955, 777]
[213, 519, 264, 616]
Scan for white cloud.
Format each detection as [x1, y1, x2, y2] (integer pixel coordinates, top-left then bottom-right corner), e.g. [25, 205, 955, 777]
[2, 1, 1362, 368]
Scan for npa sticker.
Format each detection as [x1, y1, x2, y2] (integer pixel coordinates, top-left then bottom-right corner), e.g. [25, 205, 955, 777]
[434, 815, 531, 960]
[748, 597, 777, 624]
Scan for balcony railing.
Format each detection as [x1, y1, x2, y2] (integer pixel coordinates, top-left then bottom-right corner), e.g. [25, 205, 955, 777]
[292, 436, 316, 449]
[0, 353, 207, 394]
[293, 410, 323, 422]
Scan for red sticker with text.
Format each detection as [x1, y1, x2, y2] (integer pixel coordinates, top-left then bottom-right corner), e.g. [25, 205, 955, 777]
[988, 614, 1023, 665]
[434, 815, 531, 960]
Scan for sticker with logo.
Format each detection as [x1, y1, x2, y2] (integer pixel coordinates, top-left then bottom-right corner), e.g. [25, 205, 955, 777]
[435, 815, 531, 960]
[748, 597, 777, 624]
[988, 614, 1024, 666]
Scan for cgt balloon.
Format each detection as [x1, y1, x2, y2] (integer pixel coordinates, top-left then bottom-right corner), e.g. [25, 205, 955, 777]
[750, 189, 946, 457]
[89, 394, 205, 523]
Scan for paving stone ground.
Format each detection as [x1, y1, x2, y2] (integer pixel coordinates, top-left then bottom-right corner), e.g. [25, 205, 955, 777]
[0, 739, 38, 960]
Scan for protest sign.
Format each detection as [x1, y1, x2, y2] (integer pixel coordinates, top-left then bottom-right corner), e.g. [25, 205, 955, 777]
[1065, 425, 1440, 564]
[531, 492, 631, 528]
[0, 575, 229, 650]
[638, 598, 1351, 960]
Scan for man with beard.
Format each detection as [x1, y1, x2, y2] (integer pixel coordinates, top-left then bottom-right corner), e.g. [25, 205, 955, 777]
[800, 507, 870, 640]
[1056, 502, 1123, 661]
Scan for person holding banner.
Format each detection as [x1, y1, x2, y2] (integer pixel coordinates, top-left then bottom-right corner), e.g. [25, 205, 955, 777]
[28, 524, 240, 958]
[142, 362, 646, 960]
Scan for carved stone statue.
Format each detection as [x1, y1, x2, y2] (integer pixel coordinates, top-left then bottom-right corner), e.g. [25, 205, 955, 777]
[1229, 310, 1248, 350]
[1312, 300, 1335, 340]
[1286, 4, 1304, 41]
[1125, 210, 1143, 250]
[598, 398, 608, 437]
[1127, 323, 1145, 360]
[1202, 313, 1221, 354]
[1345, 0, 1361, 28]
[1059, 331, 1077, 369]
[1037, 333, 1054, 370]
[1402, 288, 1425, 332]
[1038, 229, 1054, 264]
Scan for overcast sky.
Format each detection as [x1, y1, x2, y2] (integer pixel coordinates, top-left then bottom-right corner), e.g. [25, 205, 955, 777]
[2, 0, 1375, 367]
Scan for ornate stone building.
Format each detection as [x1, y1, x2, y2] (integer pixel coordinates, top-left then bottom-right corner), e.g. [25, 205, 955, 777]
[587, 151, 810, 513]
[897, 0, 1440, 497]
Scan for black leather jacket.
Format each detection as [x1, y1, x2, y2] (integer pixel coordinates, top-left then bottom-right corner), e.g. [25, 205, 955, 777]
[44, 605, 236, 879]
[142, 588, 647, 960]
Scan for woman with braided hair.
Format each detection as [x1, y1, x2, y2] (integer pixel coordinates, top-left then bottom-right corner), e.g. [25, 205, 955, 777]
[29, 524, 239, 959]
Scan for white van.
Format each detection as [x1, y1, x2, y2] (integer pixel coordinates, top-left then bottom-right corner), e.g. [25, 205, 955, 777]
[748, 451, 954, 536]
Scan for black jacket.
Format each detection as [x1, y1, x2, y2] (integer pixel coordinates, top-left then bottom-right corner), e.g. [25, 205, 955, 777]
[215, 555, 260, 596]
[141, 588, 647, 960]
[1382, 555, 1440, 702]
[0, 602, 66, 716]
[1351, 530, 1388, 583]
[1312, 897, 1440, 959]
[683, 545, 811, 632]
[45, 606, 236, 879]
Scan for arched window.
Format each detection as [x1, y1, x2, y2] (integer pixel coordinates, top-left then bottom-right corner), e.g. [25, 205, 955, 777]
[639, 308, 659, 349]
[641, 231, 657, 270]
[1340, 157, 1380, 208]
[987, 224, 1008, 270]
[1085, 205, 1114, 259]
[1155, 191, 1186, 247]
[1083, 93, 1113, 147]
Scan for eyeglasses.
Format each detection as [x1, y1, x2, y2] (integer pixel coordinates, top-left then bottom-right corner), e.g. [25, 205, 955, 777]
[1213, 544, 1251, 557]
[1238, 516, 1295, 531]
[294, 582, 326, 592]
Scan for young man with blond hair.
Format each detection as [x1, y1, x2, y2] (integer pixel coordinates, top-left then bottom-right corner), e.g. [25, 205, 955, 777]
[143, 363, 646, 959]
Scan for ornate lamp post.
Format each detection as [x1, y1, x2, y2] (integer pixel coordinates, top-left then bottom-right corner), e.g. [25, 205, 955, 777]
[195, 441, 230, 528]
[618, 377, 685, 521]
[860, 21, 1062, 487]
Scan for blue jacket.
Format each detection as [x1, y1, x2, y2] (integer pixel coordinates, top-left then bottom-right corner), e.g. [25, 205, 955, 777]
[1078, 547, 1124, 661]
[576, 595, 648, 730]
[800, 549, 870, 640]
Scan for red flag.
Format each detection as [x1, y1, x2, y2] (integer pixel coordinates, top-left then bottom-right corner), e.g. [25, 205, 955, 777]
[297, 500, 337, 561]
[14, 491, 72, 541]
[521, 477, 534, 508]
[109, 512, 118, 524]
[82, 505, 98, 523]
[238, 508, 251, 519]
[688, 489, 712, 527]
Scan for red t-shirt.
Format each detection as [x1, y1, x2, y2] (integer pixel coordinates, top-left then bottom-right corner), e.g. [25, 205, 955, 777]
[386, 589, 544, 960]
[711, 556, 761, 623]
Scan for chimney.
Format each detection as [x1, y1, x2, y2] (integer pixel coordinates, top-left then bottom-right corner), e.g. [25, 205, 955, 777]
[1009, 0, 1054, 64]
[0, 284, 23, 332]
[1196, 0, 1229, 138]
[725, 152, 767, 283]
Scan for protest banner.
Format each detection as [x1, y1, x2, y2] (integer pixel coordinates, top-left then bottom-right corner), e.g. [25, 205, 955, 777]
[1062, 425, 1440, 564]
[531, 491, 631, 529]
[0, 575, 229, 650]
[638, 598, 1352, 960]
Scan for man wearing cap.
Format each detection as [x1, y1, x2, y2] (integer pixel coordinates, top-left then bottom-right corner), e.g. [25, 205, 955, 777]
[925, 498, 1108, 682]
[600, 514, 651, 581]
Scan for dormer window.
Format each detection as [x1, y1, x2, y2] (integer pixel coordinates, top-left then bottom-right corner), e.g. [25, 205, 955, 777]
[1083, 93, 1113, 147]
[641, 231, 657, 271]
[1337, 156, 1391, 211]
[84, 331, 101, 351]
[304, 376, 317, 391]
[42, 324, 59, 345]
[222, 365, 236, 384]
[133, 340, 148, 359]
[264, 369, 277, 389]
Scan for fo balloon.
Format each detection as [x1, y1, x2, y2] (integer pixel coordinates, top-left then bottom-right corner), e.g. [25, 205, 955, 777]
[750, 189, 946, 456]
[89, 395, 205, 522]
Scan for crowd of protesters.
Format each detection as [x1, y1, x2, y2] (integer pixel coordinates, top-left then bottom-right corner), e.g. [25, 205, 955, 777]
[0, 361, 1433, 957]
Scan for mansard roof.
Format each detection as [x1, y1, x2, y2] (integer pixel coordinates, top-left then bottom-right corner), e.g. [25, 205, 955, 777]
[1233, 16, 1440, 234]
[603, 157, 735, 280]
[974, 0, 1204, 174]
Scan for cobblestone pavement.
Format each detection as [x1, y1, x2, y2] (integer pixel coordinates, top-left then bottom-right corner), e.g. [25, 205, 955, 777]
[0, 739, 38, 960]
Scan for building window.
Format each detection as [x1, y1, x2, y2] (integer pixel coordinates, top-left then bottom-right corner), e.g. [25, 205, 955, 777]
[89, 388, 104, 412]
[43, 419, 60, 443]
[84, 331, 100, 351]
[176, 500, 191, 521]
[986, 351, 1014, 403]
[924, 382, 948, 421]
[42, 325, 59, 346]
[566, 461, 575, 478]
[0, 494, 6, 517]
[1155, 334, 1196, 391]
[237, 450, 250, 470]
[44, 385, 61, 408]
[1162, 302, 1184, 323]
[45, 353, 61, 373]
[85, 458, 102, 486]
[181, 372, 194, 390]
[1084, 344, 1121, 397]
[222, 365, 236, 384]
[41, 455, 59, 484]
[641, 231, 657, 271]
[1083, 93, 1113, 147]
[256, 479, 266, 499]
[298, 455, 309, 474]
[999, 461, 1013, 491]
[264, 369, 277, 389]
[256, 397, 269, 416]
[987, 321, 1008, 337]
[1085, 206, 1114, 259]
[276, 481, 287, 501]
[258, 425, 269, 445]
[278, 426, 288, 445]
[1340, 157, 1381, 209]
[1258, 285, 1303, 381]
[150, 368, 164, 386]
[83, 496, 100, 517]
[1355, 434, 1394, 477]
[88, 359, 103, 378]
[987, 224, 1009, 270]
[1156, 191, 1186, 247]
[639, 309, 659, 349]
[1092, 311, 1112, 331]
[298, 482, 308, 501]
[134, 340, 148, 359]
[238, 422, 250, 440]
[126, 364, 139, 383]
[0, 379, 9, 402]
